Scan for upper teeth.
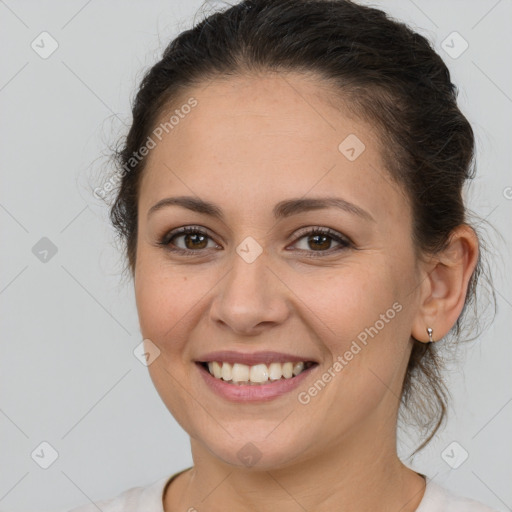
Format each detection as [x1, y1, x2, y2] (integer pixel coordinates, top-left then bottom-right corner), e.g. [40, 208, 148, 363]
[206, 361, 310, 383]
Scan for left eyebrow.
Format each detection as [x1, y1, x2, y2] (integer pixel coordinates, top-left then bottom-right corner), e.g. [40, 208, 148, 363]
[147, 195, 375, 223]
[273, 197, 375, 222]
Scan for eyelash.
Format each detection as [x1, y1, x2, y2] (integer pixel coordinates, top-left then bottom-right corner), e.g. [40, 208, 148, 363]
[157, 225, 353, 258]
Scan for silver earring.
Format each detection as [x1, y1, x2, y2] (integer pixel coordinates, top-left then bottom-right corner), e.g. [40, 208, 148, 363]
[426, 327, 434, 343]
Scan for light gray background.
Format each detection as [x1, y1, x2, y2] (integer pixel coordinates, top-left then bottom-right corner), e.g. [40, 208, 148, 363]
[1, 1, 511, 511]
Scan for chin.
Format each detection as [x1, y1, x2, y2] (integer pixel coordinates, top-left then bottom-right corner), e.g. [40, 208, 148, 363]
[192, 425, 313, 471]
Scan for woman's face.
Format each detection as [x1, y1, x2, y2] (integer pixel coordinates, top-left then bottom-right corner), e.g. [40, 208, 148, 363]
[134, 72, 423, 470]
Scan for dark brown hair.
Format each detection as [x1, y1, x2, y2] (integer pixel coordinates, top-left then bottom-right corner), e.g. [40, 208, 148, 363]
[106, 0, 495, 453]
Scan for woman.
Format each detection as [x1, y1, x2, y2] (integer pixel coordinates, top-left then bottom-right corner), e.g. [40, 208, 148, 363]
[73, 0, 498, 510]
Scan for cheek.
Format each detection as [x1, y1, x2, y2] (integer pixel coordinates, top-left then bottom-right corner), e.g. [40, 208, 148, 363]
[135, 258, 193, 342]
[134, 263, 199, 427]
[135, 274, 171, 341]
[294, 261, 401, 344]
[296, 261, 410, 399]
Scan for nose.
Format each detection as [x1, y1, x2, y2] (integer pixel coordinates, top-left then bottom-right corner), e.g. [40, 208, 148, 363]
[209, 249, 290, 336]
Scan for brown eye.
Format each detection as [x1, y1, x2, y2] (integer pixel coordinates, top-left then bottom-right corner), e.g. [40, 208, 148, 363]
[305, 233, 333, 251]
[160, 226, 219, 254]
[158, 225, 352, 258]
[179, 232, 209, 250]
[290, 227, 352, 257]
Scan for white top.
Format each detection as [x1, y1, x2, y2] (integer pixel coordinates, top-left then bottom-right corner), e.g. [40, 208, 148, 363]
[67, 469, 498, 512]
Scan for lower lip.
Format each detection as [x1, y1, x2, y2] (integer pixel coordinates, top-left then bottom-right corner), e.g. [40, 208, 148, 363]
[195, 362, 318, 402]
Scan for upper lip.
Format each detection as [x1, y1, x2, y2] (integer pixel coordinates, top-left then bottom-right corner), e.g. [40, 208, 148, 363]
[196, 351, 318, 366]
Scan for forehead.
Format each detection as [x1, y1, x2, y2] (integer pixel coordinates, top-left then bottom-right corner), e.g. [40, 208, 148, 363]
[138, 72, 409, 224]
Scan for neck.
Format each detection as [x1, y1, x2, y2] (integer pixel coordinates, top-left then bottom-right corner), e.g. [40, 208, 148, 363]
[165, 424, 426, 512]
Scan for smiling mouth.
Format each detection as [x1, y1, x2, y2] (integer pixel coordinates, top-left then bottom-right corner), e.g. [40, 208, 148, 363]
[198, 361, 317, 385]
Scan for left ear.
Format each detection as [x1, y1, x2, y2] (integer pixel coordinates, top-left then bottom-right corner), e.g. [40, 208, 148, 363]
[411, 224, 479, 343]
